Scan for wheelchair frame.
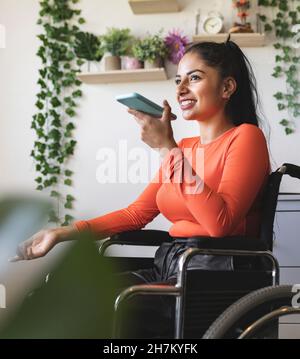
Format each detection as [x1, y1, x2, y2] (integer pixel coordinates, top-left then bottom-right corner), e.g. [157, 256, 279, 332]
[98, 163, 300, 339]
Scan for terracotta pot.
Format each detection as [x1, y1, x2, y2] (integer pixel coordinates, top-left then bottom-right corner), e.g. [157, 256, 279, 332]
[144, 57, 163, 69]
[104, 56, 121, 71]
[122, 56, 143, 70]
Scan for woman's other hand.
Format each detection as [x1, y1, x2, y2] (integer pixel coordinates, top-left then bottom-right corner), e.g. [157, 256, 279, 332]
[128, 100, 177, 151]
[10, 225, 77, 261]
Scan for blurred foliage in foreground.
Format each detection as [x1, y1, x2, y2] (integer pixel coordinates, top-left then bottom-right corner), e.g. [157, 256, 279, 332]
[0, 232, 120, 339]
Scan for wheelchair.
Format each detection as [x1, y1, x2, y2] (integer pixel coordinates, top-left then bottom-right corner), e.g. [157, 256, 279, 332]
[99, 163, 300, 339]
[203, 284, 300, 339]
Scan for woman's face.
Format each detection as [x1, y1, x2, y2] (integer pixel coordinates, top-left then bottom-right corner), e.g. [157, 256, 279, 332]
[176, 52, 228, 122]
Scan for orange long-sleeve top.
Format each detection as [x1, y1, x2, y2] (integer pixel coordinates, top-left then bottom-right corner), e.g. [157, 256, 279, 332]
[75, 123, 270, 239]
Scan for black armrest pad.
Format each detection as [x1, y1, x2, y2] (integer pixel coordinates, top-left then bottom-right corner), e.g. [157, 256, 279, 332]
[187, 235, 269, 251]
[283, 163, 300, 179]
[109, 230, 173, 246]
[105, 232, 268, 251]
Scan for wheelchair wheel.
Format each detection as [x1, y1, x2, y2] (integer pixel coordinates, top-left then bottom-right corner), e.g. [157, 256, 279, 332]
[203, 285, 300, 339]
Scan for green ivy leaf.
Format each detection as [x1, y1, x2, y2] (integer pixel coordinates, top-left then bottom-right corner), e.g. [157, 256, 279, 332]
[51, 97, 62, 107]
[76, 59, 84, 66]
[43, 179, 52, 188]
[64, 130, 72, 138]
[66, 122, 75, 131]
[64, 178, 72, 186]
[50, 190, 60, 198]
[35, 101, 44, 110]
[72, 89, 82, 98]
[37, 79, 46, 88]
[65, 169, 73, 177]
[279, 119, 289, 126]
[62, 214, 74, 226]
[49, 129, 62, 141]
[37, 113, 46, 126]
[66, 108, 76, 117]
[39, 68, 47, 78]
[277, 103, 286, 111]
[50, 176, 58, 184]
[258, 15, 266, 22]
[264, 23, 272, 32]
[64, 202, 73, 209]
[285, 128, 294, 135]
[66, 194, 75, 201]
[273, 92, 284, 100]
[51, 119, 61, 127]
[64, 96, 72, 104]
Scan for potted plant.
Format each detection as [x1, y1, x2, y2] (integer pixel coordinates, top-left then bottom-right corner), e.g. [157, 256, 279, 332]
[132, 32, 168, 69]
[74, 31, 103, 72]
[230, 0, 253, 33]
[121, 37, 143, 70]
[101, 27, 133, 71]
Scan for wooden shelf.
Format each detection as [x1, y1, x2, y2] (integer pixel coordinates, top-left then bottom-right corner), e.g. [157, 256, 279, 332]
[128, 0, 180, 14]
[77, 68, 168, 84]
[192, 33, 265, 47]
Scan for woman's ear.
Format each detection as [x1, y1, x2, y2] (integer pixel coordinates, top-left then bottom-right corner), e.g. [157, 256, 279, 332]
[222, 77, 237, 100]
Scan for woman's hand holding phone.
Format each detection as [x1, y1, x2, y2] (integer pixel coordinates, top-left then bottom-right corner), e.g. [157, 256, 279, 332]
[127, 100, 178, 153]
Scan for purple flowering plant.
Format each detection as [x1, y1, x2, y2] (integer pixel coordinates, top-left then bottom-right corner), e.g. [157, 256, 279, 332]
[164, 29, 189, 65]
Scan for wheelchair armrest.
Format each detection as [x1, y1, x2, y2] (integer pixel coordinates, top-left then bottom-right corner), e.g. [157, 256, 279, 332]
[99, 230, 173, 255]
[187, 235, 269, 251]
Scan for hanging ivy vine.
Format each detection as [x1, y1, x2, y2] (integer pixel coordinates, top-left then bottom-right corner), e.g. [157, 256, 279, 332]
[258, 0, 300, 135]
[31, 0, 85, 225]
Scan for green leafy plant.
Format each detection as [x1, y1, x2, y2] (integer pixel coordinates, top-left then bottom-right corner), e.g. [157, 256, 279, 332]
[132, 32, 168, 63]
[258, 0, 300, 135]
[101, 27, 133, 56]
[32, 0, 84, 225]
[74, 31, 104, 68]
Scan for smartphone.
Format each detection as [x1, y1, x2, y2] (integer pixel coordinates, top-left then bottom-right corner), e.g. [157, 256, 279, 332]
[116, 92, 177, 120]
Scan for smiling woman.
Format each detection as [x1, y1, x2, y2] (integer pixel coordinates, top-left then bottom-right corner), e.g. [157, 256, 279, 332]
[12, 36, 270, 338]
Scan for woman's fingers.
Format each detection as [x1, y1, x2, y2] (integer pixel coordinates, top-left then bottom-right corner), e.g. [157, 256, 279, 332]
[127, 108, 143, 125]
[16, 241, 27, 260]
[13, 236, 35, 261]
[127, 108, 155, 125]
[8, 255, 22, 262]
[27, 245, 33, 260]
[161, 100, 172, 122]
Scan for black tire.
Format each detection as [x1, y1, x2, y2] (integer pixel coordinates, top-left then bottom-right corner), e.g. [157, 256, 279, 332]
[203, 285, 295, 339]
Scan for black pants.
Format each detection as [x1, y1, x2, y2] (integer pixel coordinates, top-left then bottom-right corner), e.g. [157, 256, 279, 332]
[112, 238, 233, 338]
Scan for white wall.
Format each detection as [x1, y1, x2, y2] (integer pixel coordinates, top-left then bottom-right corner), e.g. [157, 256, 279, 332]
[0, 0, 300, 323]
[1, 0, 300, 225]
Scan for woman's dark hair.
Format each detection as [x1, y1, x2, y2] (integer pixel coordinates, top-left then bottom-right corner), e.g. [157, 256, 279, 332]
[184, 36, 264, 128]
